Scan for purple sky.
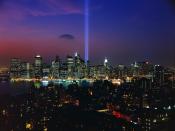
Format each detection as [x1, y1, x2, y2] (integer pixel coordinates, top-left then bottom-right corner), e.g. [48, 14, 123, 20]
[0, 0, 175, 67]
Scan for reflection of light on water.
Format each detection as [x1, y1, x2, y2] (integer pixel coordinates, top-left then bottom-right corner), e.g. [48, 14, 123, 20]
[10, 78, 110, 88]
[42, 80, 49, 87]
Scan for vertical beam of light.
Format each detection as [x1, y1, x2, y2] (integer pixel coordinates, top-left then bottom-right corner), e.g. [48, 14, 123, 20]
[84, 0, 89, 64]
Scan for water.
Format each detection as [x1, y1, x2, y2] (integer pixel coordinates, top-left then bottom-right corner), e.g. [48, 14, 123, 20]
[0, 80, 91, 96]
[0, 81, 31, 96]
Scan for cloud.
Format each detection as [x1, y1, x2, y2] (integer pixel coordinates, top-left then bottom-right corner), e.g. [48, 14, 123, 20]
[0, 0, 102, 21]
[0, 0, 83, 20]
[59, 34, 75, 40]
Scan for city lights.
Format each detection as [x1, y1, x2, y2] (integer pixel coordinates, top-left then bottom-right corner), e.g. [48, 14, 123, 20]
[0, 0, 175, 131]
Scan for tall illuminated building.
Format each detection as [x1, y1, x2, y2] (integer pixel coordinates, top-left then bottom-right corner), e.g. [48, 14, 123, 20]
[74, 52, 86, 78]
[10, 58, 21, 78]
[131, 62, 139, 77]
[34, 55, 43, 78]
[74, 52, 81, 78]
[59, 62, 68, 79]
[104, 57, 109, 78]
[20, 62, 31, 79]
[104, 57, 108, 67]
[42, 63, 51, 78]
[67, 55, 74, 78]
[51, 56, 60, 79]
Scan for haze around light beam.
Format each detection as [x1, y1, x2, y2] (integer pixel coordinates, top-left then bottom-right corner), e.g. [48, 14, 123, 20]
[84, 0, 89, 63]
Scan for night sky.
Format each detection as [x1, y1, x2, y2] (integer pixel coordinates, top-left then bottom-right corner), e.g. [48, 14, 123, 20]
[0, 0, 175, 67]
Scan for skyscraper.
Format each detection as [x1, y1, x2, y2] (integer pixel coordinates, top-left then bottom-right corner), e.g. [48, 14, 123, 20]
[67, 55, 74, 78]
[42, 63, 51, 78]
[51, 56, 60, 79]
[104, 57, 109, 78]
[34, 55, 43, 78]
[74, 53, 86, 78]
[20, 62, 31, 79]
[10, 58, 21, 78]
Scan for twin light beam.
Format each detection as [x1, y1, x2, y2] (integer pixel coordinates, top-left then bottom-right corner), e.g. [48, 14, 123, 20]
[84, 0, 89, 64]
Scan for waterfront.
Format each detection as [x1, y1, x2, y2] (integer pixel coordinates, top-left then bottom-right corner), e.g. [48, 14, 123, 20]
[0, 79, 93, 95]
[0, 81, 31, 95]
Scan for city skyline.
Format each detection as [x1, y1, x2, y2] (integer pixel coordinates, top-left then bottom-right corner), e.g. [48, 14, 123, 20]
[9, 53, 175, 81]
[1, 1, 175, 131]
[2, 53, 175, 69]
[0, 0, 175, 67]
